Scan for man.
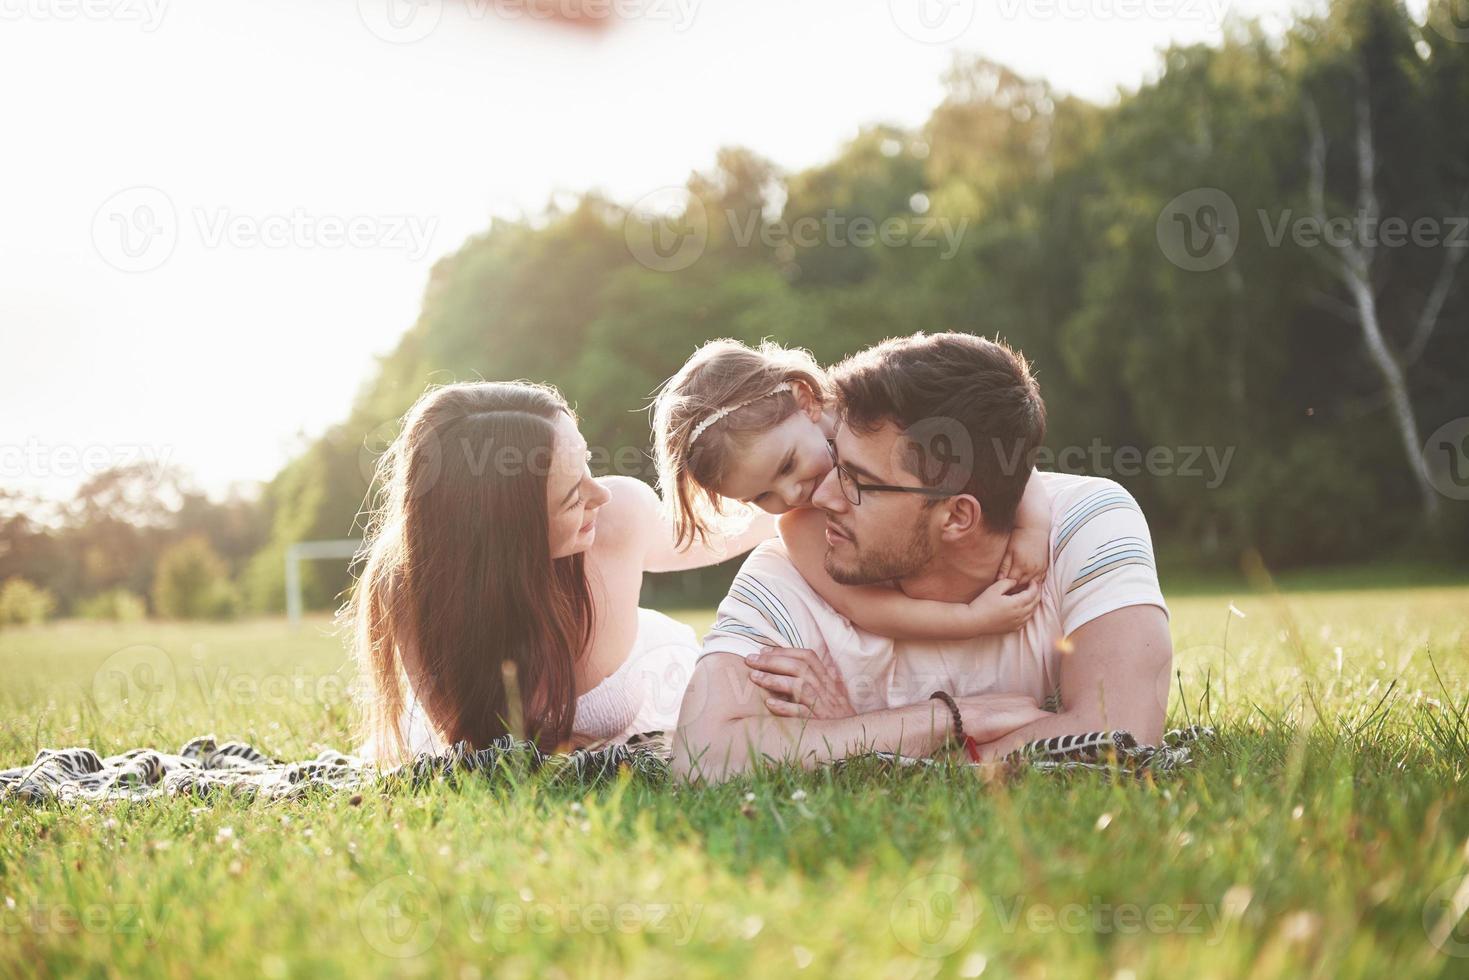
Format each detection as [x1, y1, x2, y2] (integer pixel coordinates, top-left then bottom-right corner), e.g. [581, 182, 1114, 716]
[672, 332, 1172, 782]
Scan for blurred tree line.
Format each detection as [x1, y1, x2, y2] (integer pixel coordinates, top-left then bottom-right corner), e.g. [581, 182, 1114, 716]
[0, 465, 263, 622]
[4, 0, 1465, 619]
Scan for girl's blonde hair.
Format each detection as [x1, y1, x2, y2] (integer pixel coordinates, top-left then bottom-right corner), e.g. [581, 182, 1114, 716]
[652, 339, 828, 549]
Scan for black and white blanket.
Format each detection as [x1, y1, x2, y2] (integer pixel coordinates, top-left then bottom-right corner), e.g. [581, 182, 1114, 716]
[0, 727, 1213, 806]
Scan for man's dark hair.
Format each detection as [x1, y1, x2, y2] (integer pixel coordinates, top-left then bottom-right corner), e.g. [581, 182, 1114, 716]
[830, 331, 1046, 532]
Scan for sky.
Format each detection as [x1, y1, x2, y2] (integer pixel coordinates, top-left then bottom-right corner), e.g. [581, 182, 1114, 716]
[0, 0, 1337, 504]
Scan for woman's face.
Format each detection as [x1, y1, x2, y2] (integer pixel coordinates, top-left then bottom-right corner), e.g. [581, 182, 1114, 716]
[546, 413, 611, 559]
[714, 409, 834, 515]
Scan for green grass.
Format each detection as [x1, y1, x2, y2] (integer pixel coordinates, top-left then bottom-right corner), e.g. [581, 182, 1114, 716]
[1155, 559, 1469, 596]
[2, 587, 1467, 978]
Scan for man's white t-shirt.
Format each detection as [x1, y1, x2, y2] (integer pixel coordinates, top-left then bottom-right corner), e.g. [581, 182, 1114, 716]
[700, 473, 1168, 712]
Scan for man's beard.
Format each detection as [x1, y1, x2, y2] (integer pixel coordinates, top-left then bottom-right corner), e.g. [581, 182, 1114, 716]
[823, 511, 935, 586]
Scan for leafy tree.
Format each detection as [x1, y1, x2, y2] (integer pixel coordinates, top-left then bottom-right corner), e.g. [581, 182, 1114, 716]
[0, 577, 56, 627]
[75, 588, 147, 622]
[153, 536, 239, 620]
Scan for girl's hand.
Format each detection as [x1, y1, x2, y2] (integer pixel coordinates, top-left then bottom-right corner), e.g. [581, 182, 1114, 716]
[996, 524, 1050, 587]
[966, 577, 1041, 635]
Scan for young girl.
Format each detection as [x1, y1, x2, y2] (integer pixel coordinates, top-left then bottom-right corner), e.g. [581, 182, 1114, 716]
[653, 339, 1051, 642]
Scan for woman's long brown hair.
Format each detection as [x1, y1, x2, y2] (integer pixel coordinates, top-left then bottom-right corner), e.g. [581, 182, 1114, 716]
[348, 381, 593, 763]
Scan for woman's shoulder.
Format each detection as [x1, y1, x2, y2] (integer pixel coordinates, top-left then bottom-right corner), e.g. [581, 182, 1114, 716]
[598, 475, 658, 522]
[589, 476, 659, 552]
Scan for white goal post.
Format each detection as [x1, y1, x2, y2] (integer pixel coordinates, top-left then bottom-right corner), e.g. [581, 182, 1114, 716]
[285, 539, 361, 627]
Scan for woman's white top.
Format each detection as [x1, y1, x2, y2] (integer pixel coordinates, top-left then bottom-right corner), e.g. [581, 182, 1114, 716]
[398, 608, 699, 754]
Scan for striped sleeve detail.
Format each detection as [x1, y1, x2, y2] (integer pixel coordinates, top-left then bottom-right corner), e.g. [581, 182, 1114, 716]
[706, 618, 776, 645]
[1054, 488, 1141, 557]
[1066, 535, 1154, 594]
[722, 572, 803, 649]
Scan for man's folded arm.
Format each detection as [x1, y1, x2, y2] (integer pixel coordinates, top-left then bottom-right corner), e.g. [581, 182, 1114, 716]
[970, 604, 1172, 759]
[671, 652, 953, 783]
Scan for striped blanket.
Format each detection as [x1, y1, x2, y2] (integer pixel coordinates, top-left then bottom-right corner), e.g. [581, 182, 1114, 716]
[0, 727, 1212, 806]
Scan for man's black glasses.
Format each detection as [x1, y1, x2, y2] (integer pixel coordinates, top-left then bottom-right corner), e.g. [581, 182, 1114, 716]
[829, 439, 956, 507]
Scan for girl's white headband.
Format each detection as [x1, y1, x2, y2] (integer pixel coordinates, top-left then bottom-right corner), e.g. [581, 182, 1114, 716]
[688, 383, 793, 445]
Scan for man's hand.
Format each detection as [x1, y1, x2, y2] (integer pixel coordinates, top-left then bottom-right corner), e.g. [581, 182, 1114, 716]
[746, 646, 855, 719]
[951, 693, 1052, 745]
[673, 652, 958, 782]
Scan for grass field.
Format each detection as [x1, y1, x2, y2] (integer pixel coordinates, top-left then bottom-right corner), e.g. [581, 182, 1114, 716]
[2, 585, 1467, 978]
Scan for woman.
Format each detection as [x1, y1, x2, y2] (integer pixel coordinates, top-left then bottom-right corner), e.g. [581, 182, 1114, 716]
[350, 380, 772, 763]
